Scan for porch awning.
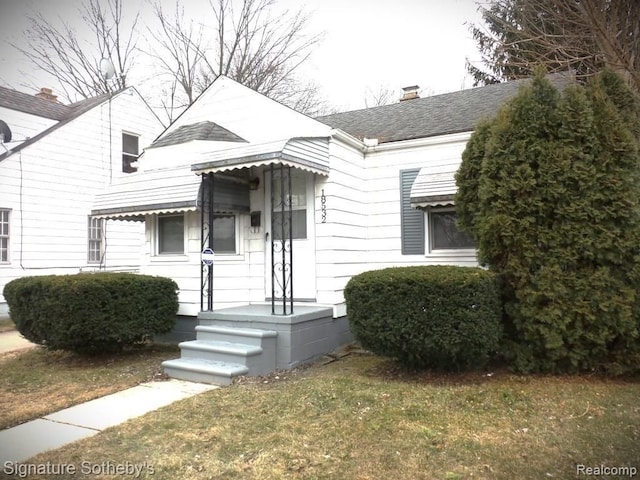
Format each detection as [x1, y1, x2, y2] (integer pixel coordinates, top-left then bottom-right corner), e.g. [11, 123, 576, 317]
[191, 137, 330, 176]
[91, 166, 202, 220]
[409, 166, 458, 208]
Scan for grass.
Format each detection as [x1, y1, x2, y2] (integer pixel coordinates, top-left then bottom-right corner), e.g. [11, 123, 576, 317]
[0, 344, 178, 429]
[23, 353, 640, 480]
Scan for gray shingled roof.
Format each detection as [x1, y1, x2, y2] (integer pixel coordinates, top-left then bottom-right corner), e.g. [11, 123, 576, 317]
[0, 86, 109, 121]
[316, 73, 574, 144]
[0, 88, 114, 161]
[0, 86, 69, 119]
[149, 121, 247, 148]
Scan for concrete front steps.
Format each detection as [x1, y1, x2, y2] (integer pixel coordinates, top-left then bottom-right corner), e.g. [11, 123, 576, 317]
[162, 325, 277, 386]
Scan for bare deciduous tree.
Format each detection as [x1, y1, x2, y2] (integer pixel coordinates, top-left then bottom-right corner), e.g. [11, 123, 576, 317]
[363, 85, 396, 108]
[148, 0, 326, 118]
[467, 0, 640, 97]
[146, 0, 206, 122]
[14, 0, 138, 101]
[363, 84, 435, 108]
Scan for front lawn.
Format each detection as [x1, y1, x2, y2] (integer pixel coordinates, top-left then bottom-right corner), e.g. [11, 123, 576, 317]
[0, 344, 178, 429]
[25, 353, 640, 479]
[0, 316, 15, 333]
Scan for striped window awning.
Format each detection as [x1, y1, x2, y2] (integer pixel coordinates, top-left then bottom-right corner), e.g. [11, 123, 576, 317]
[191, 137, 330, 176]
[91, 166, 203, 220]
[91, 137, 330, 221]
[409, 166, 458, 208]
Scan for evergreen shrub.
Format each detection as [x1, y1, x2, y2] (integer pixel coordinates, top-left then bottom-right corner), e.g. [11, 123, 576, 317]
[344, 266, 502, 370]
[3, 273, 178, 354]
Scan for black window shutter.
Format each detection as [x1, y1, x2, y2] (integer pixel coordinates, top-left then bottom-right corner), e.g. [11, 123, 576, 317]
[400, 169, 425, 255]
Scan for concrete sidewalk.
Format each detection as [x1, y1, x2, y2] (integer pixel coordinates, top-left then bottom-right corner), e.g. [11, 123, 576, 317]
[0, 330, 36, 354]
[0, 379, 217, 463]
[0, 331, 217, 464]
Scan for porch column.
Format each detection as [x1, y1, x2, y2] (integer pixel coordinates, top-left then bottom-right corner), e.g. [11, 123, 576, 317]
[270, 163, 294, 315]
[200, 172, 215, 311]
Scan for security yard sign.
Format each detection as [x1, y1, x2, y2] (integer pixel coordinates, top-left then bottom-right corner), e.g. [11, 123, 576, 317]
[201, 247, 215, 266]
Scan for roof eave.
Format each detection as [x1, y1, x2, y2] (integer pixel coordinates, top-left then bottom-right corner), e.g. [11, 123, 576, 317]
[366, 130, 473, 153]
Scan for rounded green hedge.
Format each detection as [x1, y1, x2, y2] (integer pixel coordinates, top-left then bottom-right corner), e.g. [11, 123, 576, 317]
[344, 266, 503, 370]
[3, 273, 179, 355]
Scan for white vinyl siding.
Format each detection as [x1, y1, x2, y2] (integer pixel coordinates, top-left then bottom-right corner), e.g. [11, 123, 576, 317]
[314, 139, 368, 312]
[363, 133, 478, 273]
[0, 89, 163, 308]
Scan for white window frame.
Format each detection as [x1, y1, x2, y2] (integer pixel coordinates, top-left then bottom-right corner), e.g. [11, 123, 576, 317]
[426, 206, 476, 255]
[0, 209, 10, 264]
[87, 217, 104, 264]
[155, 213, 186, 257]
[122, 132, 139, 174]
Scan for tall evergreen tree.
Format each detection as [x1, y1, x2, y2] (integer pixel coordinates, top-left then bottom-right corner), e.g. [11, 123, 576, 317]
[454, 121, 492, 241]
[456, 71, 640, 373]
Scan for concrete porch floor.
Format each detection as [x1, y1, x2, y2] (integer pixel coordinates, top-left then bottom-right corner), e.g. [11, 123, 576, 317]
[199, 303, 334, 323]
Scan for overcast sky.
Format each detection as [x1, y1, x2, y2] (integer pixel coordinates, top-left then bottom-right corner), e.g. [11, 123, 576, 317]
[0, 0, 484, 112]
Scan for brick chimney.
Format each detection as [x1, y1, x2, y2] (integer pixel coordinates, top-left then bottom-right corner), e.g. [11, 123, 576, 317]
[400, 85, 420, 102]
[35, 87, 59, 102]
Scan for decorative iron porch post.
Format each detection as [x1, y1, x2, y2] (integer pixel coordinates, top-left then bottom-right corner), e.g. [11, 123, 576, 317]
[200, 172, 215, 311]
[270, 163, 294, 315]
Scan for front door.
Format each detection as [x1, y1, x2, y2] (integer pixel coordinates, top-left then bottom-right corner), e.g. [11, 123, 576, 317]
[265, 167, 317, 304]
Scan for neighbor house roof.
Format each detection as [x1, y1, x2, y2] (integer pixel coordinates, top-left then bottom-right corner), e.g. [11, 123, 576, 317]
[0, 88, 122, 161]
[0, 86, 69, 120]
[316, 73, 574, 144]
[0, 86, 108, 121]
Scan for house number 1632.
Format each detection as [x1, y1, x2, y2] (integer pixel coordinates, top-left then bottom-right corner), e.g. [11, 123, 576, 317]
[320, 189, 327, 223]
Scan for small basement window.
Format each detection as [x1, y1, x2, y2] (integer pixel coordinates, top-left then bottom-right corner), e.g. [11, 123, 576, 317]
[429, 208, 475, 250]
[122, 132, 139, 173]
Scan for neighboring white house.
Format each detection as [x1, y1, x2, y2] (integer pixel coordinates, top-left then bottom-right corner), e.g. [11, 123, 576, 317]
[89, 74, 572, 384]
[0, 86, 164, 314]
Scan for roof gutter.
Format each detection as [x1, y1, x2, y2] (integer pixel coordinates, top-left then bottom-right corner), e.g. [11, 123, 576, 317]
[365, 131, 473, 153]
[329, 128, 367, 152]
[329, 128, 473, 155]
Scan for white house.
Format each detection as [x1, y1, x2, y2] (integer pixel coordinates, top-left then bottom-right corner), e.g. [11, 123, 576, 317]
[0, 86, 164, 315]
[90, 74, 573, 384]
